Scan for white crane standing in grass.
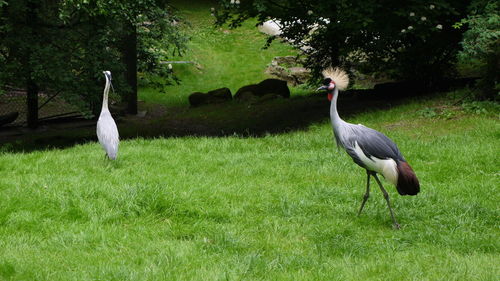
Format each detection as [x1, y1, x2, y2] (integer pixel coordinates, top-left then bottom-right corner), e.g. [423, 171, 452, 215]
[97, 71, 119, 160]
[317, 67, 420, 229]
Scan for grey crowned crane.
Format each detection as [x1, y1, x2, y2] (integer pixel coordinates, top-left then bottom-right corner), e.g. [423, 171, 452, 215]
[318, 67, 419, 229]
[97, 71, 119, 160]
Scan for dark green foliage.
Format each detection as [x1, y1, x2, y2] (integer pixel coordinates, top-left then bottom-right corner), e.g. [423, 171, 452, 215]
[0, 0, 186, 117]
[456, 0, 499, 100]
[214, 0, 469, 86]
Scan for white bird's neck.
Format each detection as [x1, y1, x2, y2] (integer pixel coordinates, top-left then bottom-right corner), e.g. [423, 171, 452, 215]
[101, 77, 110, 112]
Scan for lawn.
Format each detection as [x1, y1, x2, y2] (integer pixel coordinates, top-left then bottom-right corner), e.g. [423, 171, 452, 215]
[0, 95, 498, 280]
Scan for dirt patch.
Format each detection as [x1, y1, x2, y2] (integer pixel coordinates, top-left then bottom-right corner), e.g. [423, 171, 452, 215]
[0, 93, 407, 152]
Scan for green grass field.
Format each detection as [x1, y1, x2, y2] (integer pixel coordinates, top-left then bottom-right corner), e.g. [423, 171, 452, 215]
[1, 96, 498, 280]
[1, 0, 498, 279]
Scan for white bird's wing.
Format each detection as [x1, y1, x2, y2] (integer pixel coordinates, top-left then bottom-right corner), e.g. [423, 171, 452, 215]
[97, 110, 119, 159]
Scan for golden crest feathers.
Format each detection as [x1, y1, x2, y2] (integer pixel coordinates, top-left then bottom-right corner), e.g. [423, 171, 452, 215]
[321, 67, 349, 90]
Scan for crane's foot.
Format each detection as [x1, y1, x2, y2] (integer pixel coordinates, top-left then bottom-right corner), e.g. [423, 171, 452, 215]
[373, 174, 401, 230]
[357, 193, 369, 216]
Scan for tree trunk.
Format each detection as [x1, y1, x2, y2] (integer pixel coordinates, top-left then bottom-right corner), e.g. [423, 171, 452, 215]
[26, 0, 38, 128]
[122, 23, 138, 115]
[26, 80, 38, 128]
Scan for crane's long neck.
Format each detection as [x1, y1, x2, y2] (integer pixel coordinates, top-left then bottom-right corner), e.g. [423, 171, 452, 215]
[329, 87, 348, 150]
[101, 78, 110, 111]
[330, 87, 343, 127]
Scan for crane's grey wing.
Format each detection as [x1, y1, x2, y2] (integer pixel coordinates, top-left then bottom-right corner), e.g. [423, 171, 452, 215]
[342, 124, 404, 167]
[96, 112, 119, 159]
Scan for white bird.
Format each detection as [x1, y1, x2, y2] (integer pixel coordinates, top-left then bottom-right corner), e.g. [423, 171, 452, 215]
[97, 71, 119, 160]
[318, 67, 420, 229]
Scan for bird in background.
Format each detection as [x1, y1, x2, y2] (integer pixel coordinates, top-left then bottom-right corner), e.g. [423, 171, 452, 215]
[318, 67, 420, 229]
[97, 71, 119, 160]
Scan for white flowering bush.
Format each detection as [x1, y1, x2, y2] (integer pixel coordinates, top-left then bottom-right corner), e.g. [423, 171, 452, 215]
[214, 0, 470, 83]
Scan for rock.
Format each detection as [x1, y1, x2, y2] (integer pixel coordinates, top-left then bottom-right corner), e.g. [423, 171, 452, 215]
[207, 87, 232, 100]
[258, 79, 290, 98]
[273, 56, 302, 67]
[188, 92, 207, 107]
[289, 67, 311, 84]
[259, 93, 281, 102]
[234, 79, 290, 100]
[265, 56, 311, 86]
[236, 91, 258, 102]
[188, 87, 232, 107]
[234, 84, 260, 99]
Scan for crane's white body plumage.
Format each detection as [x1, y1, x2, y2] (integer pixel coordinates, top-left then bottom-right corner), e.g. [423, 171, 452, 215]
[97, 71, 119, 160]
[352, 141, 398, 185]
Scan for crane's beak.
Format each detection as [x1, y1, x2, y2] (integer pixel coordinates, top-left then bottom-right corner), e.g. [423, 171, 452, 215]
[317, 85, 334, 101]
[316, 85, 328, 91]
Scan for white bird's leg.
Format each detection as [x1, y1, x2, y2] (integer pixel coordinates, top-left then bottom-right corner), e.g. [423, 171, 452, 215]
[358, 170, 371, 215]
[373, 174, 401, 229]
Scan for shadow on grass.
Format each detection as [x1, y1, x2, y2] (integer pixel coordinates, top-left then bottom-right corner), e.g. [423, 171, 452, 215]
[0, 92, 408, 153]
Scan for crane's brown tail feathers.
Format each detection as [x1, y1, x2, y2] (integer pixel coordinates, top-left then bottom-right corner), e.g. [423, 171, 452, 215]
[396, 161, 420, 195]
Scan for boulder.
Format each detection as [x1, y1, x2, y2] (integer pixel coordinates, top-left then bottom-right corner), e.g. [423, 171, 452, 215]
[272, 56, 302, 67]
[188, 87, 232, 107]
[207, 87, 232, 100]
[234, 84, 260, 98]
[236, 91, 258, 102]
[188, 92, 207, 107]
[265, 56, 311, 85]
[234, 79, 290, 100]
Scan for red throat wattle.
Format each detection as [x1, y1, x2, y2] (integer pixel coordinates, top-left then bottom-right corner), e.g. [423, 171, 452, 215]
[328, 93, 333, 101]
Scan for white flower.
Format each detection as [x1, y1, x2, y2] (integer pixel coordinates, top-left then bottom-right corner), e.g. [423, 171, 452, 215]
[409, 12, 415, 17]
[211, 13, 215, 17]
[421, 16, 427, 21]
[168, 64, 173, 70]
[235, 0, 240, 4]
[230, 0, 235, 4]
[307, 10, 313, 15]
[211, 7, 215, 12]
[319, 17, 331, 24]
[408, 25, 413, 30]
[430, 4, 435, 9]
[436, 24, 443, 29]
[401, 29, 406, 33]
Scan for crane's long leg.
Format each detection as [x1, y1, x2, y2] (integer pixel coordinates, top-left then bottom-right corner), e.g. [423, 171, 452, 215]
[358, 170, 371, 216]
[373, 174, 400, 229]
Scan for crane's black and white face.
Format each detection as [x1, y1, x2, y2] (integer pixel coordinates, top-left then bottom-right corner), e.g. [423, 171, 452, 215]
[317, 78, 336, 101]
